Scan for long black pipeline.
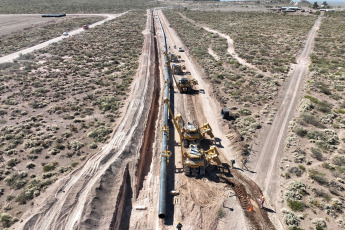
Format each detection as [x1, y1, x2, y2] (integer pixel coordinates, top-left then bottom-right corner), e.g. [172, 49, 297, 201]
[156, 10, 171, 219]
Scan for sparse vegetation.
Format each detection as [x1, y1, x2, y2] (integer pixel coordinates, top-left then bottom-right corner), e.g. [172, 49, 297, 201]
[0, 11, 146, 222]
[164, 10, 315, 141]
[178, 11, 315, 74]
[0, 0, 156, 14]
[0, 213, 18, 228]
[0, 17, 104, 57]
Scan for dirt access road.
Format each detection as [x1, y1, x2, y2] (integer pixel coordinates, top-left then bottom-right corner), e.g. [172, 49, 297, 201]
[247, 13, 323, 228]
[0, 13, 123, 63]
[11, 10, 155, 230]
[168, 11, 322, 229]
[128, 10, 274, 230]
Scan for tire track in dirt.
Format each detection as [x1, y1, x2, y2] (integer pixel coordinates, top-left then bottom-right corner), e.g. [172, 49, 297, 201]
[12, 10, 155, 230]
[178, 12, 272, 78]
[253, 14, 323, 199]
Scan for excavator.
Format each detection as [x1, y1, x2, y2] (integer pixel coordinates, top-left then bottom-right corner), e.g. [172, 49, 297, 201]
[164, 98, 221, 176]
[170, 62, 198, 94]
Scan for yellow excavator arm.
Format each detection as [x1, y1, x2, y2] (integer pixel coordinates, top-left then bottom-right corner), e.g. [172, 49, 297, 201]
[163, 98, 187, 165]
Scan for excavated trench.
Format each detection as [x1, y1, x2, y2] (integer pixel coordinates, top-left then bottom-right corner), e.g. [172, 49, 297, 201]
[110, 164, 133, 230]
[135, 11, 161, 198]
[217, 171, 275, 230]
[109, 11, 161, 230]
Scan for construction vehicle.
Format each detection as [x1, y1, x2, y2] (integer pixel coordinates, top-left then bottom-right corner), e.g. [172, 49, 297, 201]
[182, 121, 213, 148]
[171, 63, 184, 75]
[170, 61, 198, 93]
[164, 98, 221, 176]
[184, 144, 221, 176]
[168, 53, 179, 62]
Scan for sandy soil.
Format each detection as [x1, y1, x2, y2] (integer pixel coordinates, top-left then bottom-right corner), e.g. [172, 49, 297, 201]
[175, 10, 323, 229]
[0, 13, 121, 63]
[4, 6, 324, 230]
[10, 10, 155, 230]
[0, 14, 60, 36]
[128, 10, 278, 230]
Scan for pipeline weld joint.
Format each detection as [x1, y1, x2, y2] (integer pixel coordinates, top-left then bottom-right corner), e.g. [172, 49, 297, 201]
[161, 150, 172, 163]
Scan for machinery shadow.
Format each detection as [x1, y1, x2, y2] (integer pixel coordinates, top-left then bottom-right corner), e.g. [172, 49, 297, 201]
[195, 163, 234, 182]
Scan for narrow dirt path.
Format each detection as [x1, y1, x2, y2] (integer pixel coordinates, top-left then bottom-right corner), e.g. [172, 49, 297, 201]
[178, 13, 272, 78]
[11, 10, 155, 230]
[0, 13, 126, 63]
[249, 14, 323, 229]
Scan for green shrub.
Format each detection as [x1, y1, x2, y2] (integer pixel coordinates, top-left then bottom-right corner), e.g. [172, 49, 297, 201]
[316, 100, 333, 113]
[89, 142, 98, 149]
[304, 95, 319, 104]
[294, 127, 307, 137]
[0, 186, 4, 197]
[87, 126, 112, 142]
[42, 162, 58, 172]
[311, 148, 323, 161]
[71, 162, 79, 167]
[26, 162, 36, 169]
[15, 177, 57, 204]
[288, 227, 305, 230]
[301, 113, 324, 128]
[288, 200, 305, 211]
[217, 207, 225, 218]
[7, 158, 20, 167]
[298, 165, 306, 172]
[4, 172, 27, 189]
[0, 213, 18, 228]
[309, 170, 328, 185]
[332, 155, 345, 166]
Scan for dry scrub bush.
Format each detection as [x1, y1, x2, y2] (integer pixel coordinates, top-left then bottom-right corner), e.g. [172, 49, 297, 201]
[0, 213, 18, 228]
[282, 208, 300, 226]
[0, 11, 146, 216]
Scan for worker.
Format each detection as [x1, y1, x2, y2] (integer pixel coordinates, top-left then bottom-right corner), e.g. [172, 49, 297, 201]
[231, 159, 235, 169]
[176, 221, 183, 230]
[241, 157, 248, 170]
[259, 196, 265, 209]
[240, 157, 245, 169]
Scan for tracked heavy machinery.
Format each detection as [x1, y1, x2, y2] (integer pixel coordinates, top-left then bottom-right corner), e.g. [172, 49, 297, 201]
[171, 63, 184, 75]
[182, 121, 213, 148]
[168, 53, 179, 62]
[170, 63, 198, 93]
[184, 144, 221, 176]
[164, 98, 221, 176]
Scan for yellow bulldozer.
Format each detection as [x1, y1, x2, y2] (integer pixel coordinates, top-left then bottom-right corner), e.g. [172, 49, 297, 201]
[164, 98, 221, 176]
